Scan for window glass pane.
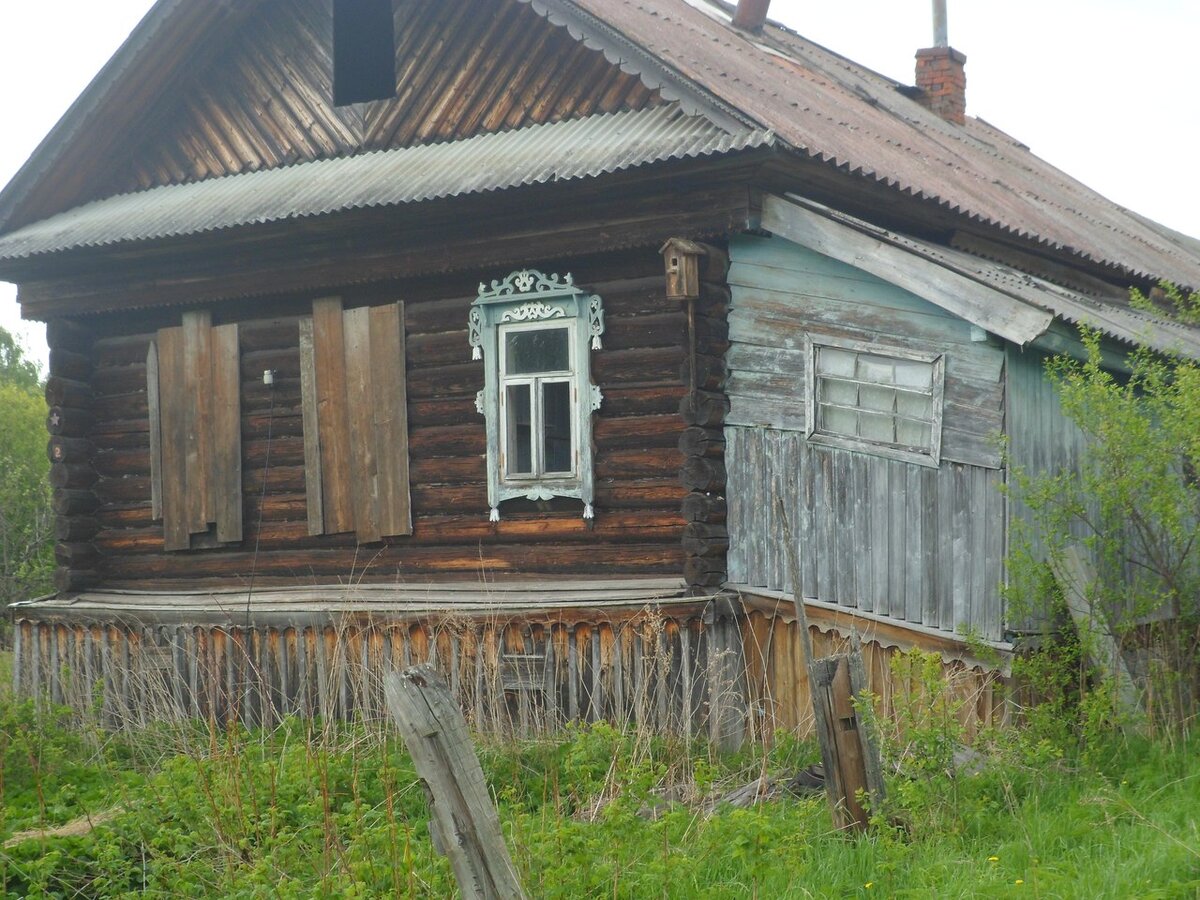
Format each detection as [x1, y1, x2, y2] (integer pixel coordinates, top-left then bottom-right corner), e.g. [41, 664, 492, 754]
[858, 410, 894, 443]
[859, 384, 896, 413]
[896, 392, 931, 421]
[542, 381, 573, 473]
[506, 384, 533, 475]
[894, 358, 932, 390]
[819, 403, 858, 437]
[821, 378, 858, 407]
[896, 419, 932, 449]
[506, 327, 570, 374]
[817, 347, 856, 378]
[859, 355, 896, 385]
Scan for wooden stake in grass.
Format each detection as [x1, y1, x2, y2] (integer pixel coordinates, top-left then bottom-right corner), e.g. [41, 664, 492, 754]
[384, 666, 526, 900]
[774, 493, 886, 831]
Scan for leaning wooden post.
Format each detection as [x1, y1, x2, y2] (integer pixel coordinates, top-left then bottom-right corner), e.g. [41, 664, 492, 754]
[775, 494, 886, 831]
[383, 666, 526, 900]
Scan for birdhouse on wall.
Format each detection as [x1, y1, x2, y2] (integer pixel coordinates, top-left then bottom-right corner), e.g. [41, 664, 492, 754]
[659, 238, 707, 302]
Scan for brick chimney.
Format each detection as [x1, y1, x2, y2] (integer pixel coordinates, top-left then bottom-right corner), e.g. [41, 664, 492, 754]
[914, 1, 966, 125]
[732, 0, 771, 32]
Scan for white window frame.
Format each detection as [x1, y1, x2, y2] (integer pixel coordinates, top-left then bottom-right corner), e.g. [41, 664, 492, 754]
[470, 269, 604, 521]
[805, 335, 944, 467]
[498, 319, 579, 481]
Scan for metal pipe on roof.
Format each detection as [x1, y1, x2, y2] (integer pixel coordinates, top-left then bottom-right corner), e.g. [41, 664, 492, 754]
[933, 0, 949, 47]
[732, 0, 771, 32]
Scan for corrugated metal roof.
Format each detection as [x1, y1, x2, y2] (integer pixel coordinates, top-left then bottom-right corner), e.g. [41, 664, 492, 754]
[0, 105, 772, 261]
[558, 0, 1200, 289]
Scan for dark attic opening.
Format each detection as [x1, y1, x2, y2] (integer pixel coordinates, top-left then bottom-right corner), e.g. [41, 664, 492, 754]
[333, 0, 397, 106]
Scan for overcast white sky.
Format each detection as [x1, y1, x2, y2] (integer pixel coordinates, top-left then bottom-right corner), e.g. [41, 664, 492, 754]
[1, 1, 1197, 371]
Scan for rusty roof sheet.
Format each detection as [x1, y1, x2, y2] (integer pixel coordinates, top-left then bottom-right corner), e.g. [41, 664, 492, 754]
[553, 0, 1200, 288]
[0, 105, 771, 261]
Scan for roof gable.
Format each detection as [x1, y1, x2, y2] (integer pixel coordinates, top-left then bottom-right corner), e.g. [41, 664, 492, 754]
[112, 0, 665, 196]
[0, 0, 669, 227]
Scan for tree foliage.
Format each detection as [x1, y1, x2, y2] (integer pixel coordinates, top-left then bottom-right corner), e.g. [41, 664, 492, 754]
[0, 327, 51, 622]
[1009, 284, 1200, 730]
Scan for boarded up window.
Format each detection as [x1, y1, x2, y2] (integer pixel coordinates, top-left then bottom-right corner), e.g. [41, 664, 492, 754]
[148, 311, 242, 551]
[299, 297, 412, 541]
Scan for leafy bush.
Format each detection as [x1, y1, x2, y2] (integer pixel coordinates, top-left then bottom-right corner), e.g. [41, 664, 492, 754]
[1007, 287, 1200, 733]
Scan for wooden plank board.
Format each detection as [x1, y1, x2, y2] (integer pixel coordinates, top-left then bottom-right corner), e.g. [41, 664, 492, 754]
[343, 304, 381, 543]
[760, 195, 1053, 345]
[182, 310, 214, 533]
[311, 297, 354, 534]
[298, 317, 325, 535]
[384, 667, 526, 899]
[146, 341, 163, 521]
[157, 326, 190, 551]
[211, 323, 242, 543]
[371, 301, 413, 537]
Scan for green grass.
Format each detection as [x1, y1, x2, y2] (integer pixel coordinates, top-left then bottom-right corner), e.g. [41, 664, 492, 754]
[0, 651, 11, 700]
[1, 702, 1197, 899]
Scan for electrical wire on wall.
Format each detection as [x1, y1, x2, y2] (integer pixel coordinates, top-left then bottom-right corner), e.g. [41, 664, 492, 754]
[245, 369, 278, 631]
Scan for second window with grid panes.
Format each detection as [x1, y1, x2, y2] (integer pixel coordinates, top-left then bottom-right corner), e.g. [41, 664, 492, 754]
[805, 337, 944, 466]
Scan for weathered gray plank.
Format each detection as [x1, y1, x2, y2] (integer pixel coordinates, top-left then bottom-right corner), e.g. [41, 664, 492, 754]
[157, 326, 189, 551]
[146, 341, 163, 521]
[371, 301, 413, 537]
[312, 296, 354, 534]
[211, 323, 242, 543]
[384, 667, 527, 900]
[299, 317, 325, 536]
[760, 195, 1052, 345]
[343, 305, 381, 543]
[181, 311, 213, 533]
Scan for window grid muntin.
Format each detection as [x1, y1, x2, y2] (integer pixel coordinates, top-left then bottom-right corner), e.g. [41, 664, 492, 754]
[499, 320, 577, 480]
[807, 338, 943, 465]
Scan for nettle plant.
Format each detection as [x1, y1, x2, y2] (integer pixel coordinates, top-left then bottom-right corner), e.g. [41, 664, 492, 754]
[1008, 284, 1200, 732]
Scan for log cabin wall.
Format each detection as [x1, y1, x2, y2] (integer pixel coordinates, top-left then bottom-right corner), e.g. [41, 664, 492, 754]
[70, 249, 690, 590]
[724, 234, 1008, 642]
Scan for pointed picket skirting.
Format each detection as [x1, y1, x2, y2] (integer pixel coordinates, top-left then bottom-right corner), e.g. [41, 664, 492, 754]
[9, 600, 747, 741]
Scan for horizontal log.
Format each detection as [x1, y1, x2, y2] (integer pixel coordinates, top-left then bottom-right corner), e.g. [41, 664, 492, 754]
[681, 353, 728, 391]
[680, 492, 727, 523]
[53, 489, 100, 516]
[48, 347, 93, 381]
[679, 391, 730, 427]
[48, 436, 94, 465]
[681, 522, 729, 556]
[55, 541, 100, 567]
[99, 541, 685, 581]
[55, 515, 100, 542]
[680, 456, 726, 493]
[45, 376, 93, 409]
[684, 556, 726, 588]
[690, 314, 730, 353]
[46, 406, 95, 438]
[46, 319, 93, 353]
[50, 463, 98, 490]
[96, 508, 684, 555]
[54, 567, 100, 593]
[677, 426, 725, 459]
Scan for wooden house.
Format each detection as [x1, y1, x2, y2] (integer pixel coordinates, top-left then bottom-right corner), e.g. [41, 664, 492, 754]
[3, 0, 1199, 738]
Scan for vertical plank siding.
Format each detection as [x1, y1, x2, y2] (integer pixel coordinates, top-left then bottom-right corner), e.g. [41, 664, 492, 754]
[725, 234, 1007, 641]
[728, 428, 1004, 639]
[739, 609, 1006, 741]
[11, 609, 735, 739]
